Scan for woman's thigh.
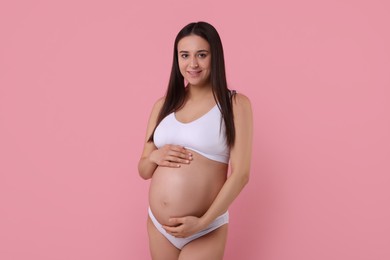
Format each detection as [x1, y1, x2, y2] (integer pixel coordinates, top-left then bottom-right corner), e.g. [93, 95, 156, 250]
[179, 224, 228, 260]
[147, 216, 180, 260]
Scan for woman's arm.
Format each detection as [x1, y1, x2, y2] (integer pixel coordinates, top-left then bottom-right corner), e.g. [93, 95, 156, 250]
[138, 98, 164, 180]
[138, 98, 193, 180]
[201, 93, 252, 223]
[163, 93, 253, 236]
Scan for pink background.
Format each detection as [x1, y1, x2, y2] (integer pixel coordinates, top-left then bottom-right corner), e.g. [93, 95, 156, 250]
[1, 0, 389, 259]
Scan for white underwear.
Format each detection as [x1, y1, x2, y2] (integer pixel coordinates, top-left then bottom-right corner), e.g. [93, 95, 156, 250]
[148, 207, 229, 250]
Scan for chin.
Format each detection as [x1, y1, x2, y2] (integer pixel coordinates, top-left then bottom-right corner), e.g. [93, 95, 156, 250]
[187, 79, 207, 86]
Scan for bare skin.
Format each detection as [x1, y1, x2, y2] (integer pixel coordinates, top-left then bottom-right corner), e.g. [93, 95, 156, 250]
[149, 148, 228, 226]
[146, 146, 229, 259]
[138, 34, 253, 259]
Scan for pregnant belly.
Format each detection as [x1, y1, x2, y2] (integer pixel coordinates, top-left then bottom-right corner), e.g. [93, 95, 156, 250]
[149, 151, 228, 226]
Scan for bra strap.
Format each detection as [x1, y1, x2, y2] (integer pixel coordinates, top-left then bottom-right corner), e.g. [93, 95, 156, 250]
[229, 89, 237, 99]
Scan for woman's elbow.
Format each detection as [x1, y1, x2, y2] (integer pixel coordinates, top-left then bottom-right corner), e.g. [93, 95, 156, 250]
[137, 161, 152, 180]
[138, 171, 151, 180]
[241, 172, 250, 186]
[232, 170, 250, 187]
[140, 175, 151, 180]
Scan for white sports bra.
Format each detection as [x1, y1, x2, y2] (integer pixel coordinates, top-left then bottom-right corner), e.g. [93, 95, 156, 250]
[153, 104, 230, 164]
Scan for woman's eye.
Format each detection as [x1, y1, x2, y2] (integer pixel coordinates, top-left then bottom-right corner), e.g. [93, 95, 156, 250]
[181, 54, 188, 58]
[198, 53, 207, 58]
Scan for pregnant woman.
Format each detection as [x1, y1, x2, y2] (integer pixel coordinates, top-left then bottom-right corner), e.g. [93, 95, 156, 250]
[138, 21, 253, 260]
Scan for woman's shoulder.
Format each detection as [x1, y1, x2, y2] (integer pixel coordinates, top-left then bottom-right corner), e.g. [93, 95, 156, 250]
[152, 96, 166, 111]
[231, 91, 251, 110]
[231, 91, 253, 126]
[149, 96, 166, 118]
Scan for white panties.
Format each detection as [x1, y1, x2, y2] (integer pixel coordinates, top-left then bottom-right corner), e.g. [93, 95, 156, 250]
[148, 207, 229, 249]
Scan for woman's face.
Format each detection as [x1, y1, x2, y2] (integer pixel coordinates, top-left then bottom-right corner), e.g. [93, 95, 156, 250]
[177, 35, 211, 87]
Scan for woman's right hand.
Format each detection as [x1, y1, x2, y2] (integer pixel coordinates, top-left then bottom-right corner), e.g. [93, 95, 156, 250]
[149, 145, 193, 168]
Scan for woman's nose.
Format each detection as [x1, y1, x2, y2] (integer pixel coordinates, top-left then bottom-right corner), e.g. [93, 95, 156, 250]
[190, 58, 199, 68]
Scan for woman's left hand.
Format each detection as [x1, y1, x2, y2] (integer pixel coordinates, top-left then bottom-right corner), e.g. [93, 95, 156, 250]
[162, 216, 206, 238]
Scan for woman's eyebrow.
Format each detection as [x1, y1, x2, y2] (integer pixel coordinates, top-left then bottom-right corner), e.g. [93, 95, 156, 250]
[179, 50, 209, 53]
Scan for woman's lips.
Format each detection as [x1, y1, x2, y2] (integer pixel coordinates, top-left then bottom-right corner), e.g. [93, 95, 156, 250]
[187, 70, 202, 76]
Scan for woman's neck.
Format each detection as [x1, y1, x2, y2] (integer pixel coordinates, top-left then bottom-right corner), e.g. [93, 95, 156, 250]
[186, 84, 213, 102]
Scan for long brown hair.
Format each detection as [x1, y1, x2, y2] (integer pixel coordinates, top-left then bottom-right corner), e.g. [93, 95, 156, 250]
[148, 21, 236, 147]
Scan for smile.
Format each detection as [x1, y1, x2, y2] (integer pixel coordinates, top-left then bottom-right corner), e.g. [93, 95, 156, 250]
[187, 70, 202, 76]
